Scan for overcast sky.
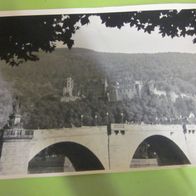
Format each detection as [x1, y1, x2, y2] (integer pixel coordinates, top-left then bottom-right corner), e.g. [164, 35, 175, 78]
[69, 15, 196, 54]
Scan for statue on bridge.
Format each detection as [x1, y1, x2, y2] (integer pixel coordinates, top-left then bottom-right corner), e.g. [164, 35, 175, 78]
[6, 96, 22, 129]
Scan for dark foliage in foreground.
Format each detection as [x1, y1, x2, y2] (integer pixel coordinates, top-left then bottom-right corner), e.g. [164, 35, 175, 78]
[0, 9, 195, 65]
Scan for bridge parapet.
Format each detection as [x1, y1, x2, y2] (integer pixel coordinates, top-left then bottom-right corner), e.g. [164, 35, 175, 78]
[32, 126, 107, 140]
[110, 123, 186, 135]
[3, 129, 34, 140]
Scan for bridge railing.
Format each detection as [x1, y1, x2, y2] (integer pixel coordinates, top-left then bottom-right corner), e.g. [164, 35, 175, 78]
[3, 129, 34, 140]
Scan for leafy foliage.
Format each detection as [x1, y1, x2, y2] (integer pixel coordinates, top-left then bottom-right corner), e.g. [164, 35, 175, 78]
[0, 9, 195, 65]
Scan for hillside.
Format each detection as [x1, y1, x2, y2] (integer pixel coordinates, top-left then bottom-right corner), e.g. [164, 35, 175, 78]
[0, 48, 196, 129]
[0, 72, 12, 128]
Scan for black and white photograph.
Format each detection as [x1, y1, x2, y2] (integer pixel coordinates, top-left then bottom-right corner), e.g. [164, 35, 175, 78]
[0, 7, 196, 176]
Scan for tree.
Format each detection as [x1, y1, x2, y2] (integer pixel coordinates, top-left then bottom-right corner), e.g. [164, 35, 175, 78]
[0, 9, 195, 66]
[0, 74, 12, 128]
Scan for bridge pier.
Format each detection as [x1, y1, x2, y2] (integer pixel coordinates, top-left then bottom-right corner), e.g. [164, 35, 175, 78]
[183, 125, 196, 164]
[0, 129, 33, 175]
[0, 140, 31, 175]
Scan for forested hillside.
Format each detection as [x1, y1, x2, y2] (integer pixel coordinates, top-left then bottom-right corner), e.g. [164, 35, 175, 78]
[0, 73, 12, 129]
[0, 48, 196, 129]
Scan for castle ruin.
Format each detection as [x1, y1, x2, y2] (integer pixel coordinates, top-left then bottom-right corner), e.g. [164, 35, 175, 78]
[61, 77, 80, 102]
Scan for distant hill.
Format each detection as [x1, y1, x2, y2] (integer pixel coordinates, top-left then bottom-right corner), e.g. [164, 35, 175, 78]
[0, 48, 196, 129]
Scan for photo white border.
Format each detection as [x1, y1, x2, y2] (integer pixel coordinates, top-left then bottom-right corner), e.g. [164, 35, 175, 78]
[0, 3, 195, 17]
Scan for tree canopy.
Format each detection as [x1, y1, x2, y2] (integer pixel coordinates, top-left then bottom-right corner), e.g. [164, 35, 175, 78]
[0, 9, 195, 65]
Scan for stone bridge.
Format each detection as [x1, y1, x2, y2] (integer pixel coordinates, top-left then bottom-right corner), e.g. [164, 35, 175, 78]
[0, 124, 196, 175]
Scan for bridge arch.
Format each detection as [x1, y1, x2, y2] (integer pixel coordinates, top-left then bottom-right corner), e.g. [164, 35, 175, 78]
[130, 135, 190, 167]
[28, 141, 105, 174]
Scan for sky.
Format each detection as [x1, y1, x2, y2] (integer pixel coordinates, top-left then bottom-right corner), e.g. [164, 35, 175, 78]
[67, 15, 196, 54]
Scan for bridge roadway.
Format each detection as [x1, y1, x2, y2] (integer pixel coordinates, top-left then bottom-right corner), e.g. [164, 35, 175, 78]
[0, 124, 196, 175]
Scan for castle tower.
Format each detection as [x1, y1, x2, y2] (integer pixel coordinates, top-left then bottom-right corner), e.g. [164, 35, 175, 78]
[104, 78, 108, 93]
[135, 81, 143, 97]
[66, 77, 74, 97]
[104, 78, 111, 102]
[61, 77, 80, 102]
[115, 82, 120, 101]
[147, 80, 155, 95]
[63, 77, 74, 97]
